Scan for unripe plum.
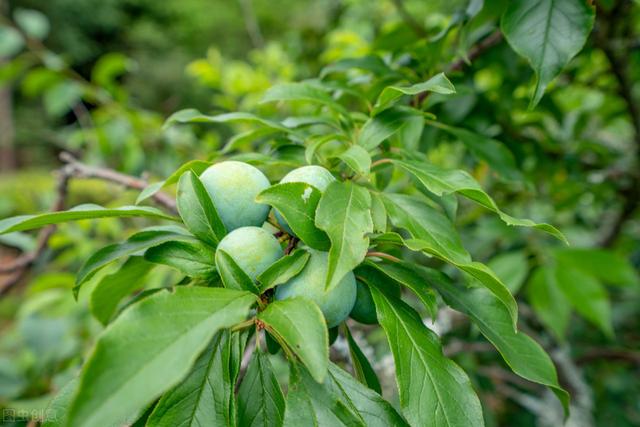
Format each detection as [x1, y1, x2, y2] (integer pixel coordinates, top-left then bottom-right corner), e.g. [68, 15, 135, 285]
[216, 226, 283, 281]
[275, 165, 335, 234]
[328, 326, 339, 345]
[200, 161, 271, 231]
[350, 279, 401, 324]
[349, 280, 378, 324]
[274, 249, 356, 327]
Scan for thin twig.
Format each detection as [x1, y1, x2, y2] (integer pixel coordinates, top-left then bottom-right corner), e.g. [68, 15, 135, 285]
[391, 0, 427, 37]
[416, 30, 503, 106]
[366, 251, 401, 263]
[237, 0, 264, 48]
[370, 158, 394, 169]
[576, 348, 640, 366]
[594, 6, 640, 247]
[59, 152, 177, 213]
[284, 237, 299, 255]
[0, 170, 69, 295]
[448, 31, 503, 73]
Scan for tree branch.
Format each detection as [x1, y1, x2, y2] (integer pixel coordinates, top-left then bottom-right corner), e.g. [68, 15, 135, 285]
[0, 153, 179, 294]
[448, 30, 503, 73]
[0, 169, 69, 295]
[416, 30, 503, 105]
[59, 152, 177, 213]
[594, 1, 640, 247]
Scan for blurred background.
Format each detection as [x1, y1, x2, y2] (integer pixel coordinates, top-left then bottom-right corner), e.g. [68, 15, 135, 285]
[0, 0, 638, 426]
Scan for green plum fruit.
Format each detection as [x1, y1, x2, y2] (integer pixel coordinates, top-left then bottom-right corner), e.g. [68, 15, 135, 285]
[274, 249, 356, 327]
[274, 165, 335, 234]
[350, 279, 402, 324]
[200, 161, 271, 231]
[216, 226, 283, 281]
[328, 326, 339, 345]
[349, 280, 377, 324]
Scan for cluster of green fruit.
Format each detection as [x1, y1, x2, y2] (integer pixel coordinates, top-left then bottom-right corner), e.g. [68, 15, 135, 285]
[200, 161, 378, 333]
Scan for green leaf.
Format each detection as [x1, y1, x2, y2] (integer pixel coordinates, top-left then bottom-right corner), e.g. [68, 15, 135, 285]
[147, 331, 242, 427]
[555, 264, 613, 337]
[316, 181, 373, 292]
[283, 363, 365, 426]
[433, 273, 570, 414]
[320, 55, 395, 78]
[145, 240, 217, 277]
[257, 249, 310, 292]
[488, 251, 529, 294]
[338, 145, 371, 175]
[372, 73, 455, 114]
[75, 226, 193, 290]
[90, 256, 154, 325]
[393, 159, 566, 243]
[261, 82, 348, 116]
[177, 171, 226, 245]
[0, 204, 178, 235]
[501, 0, 595, 107]
[256, 183, 330, 250]
[527, 267, 571, 340]
[258, 298, 328, 383]
[343, 325, 381, 394]
[554, 248, 640, 287]
[432, 123, 522, 182]
[358, 108, 421, 150]
[215, 249, 260, 293]
[326, 363, 409, 427]
[42, 377, 79, 427]
[44, 81, 84, 117]
[370, 192, 387, 233]
[14, 8, 50, 40]
[369, 285, 484, 427]
[382, 193, 518, 328]
[136, 160, 212, 205]
[164, 108, 289, 132]
[0, 26, 24, 57]
[67, 287, 257, 427]
[362, 260, 437, 319]
[237, 350, 286, 427]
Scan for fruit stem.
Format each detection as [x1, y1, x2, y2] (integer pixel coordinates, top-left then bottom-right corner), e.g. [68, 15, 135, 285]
[366, 251, 401, 263]
[231, 318, 255, 332]
[371, 158, 394, 168]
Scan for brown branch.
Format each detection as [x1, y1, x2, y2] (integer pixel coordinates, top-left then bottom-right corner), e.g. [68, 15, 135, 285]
[594, 5, 640, 247]
[448, 30, 503, 73]
[576, 348, 640, 366]
[284, 237, 299, 255]
[416, 30, 503, 105]
[1, 153, 179, 294]
[59, 152, 177, 213]
[0, 170, 69, 295]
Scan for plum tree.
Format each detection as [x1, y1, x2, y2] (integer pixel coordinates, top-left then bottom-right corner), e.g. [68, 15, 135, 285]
[200, 161, 271, 231]
[216, 226, 283, 281]
[274, 165, 335, 234]
[275, 249, 356, 327]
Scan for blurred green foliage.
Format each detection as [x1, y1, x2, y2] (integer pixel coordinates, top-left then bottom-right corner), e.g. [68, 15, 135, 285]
[0, 0, 638, 426]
